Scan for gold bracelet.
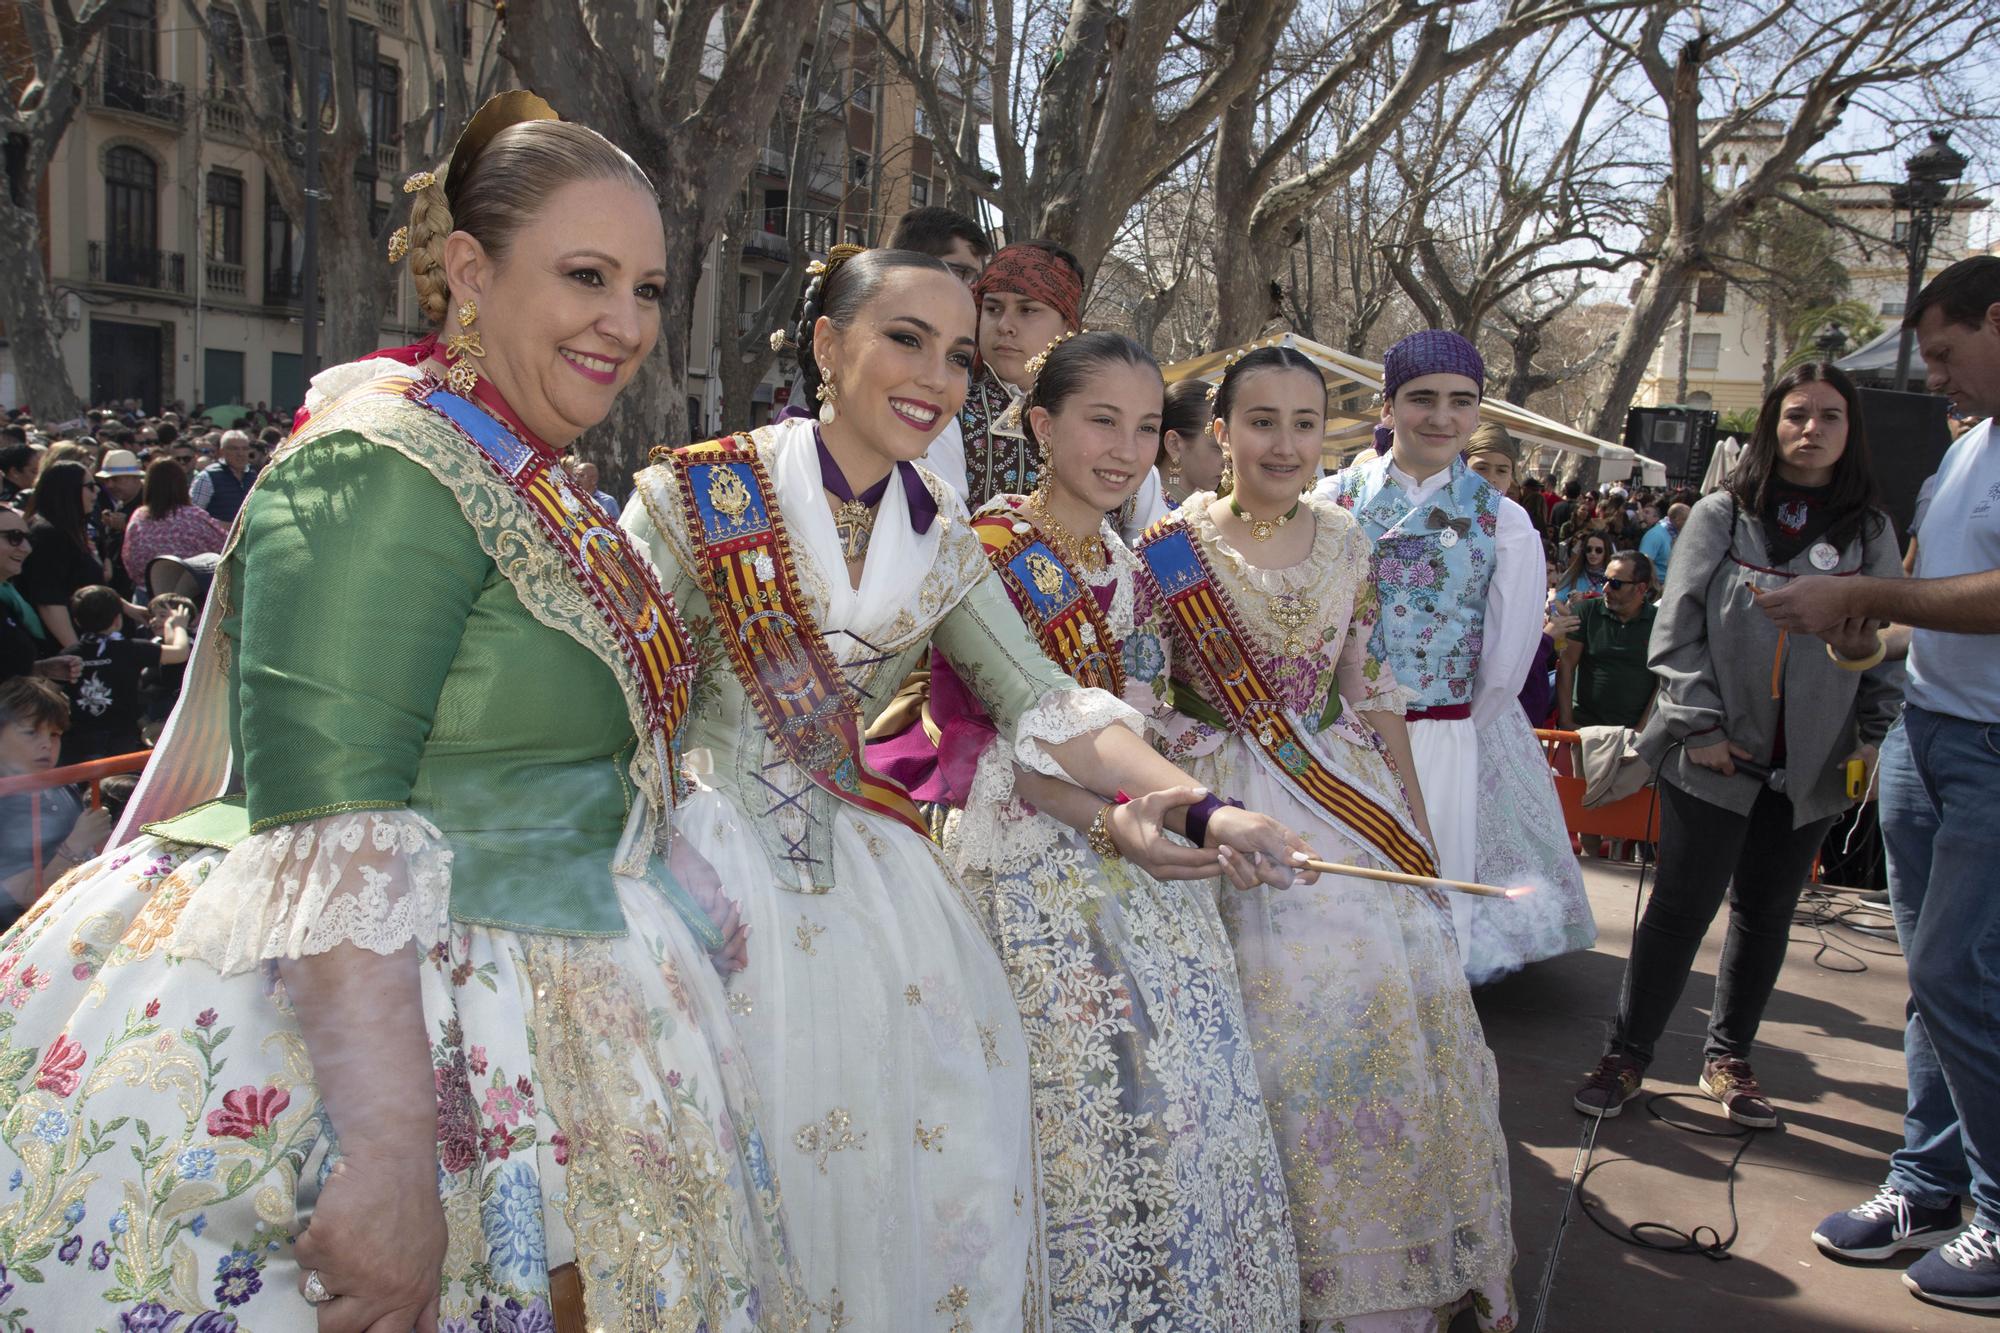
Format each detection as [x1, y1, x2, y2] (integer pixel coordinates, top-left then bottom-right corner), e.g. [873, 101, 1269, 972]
[1086, 803, 1121, 861]
[1825, 632, 1886, 672]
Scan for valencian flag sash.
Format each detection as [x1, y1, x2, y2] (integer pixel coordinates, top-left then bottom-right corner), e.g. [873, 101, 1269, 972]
[1135, 518, 1438, 878]
[667, 435, 930, 837]
[410, 377, 696, 803]
[972, 510, 1125, 696]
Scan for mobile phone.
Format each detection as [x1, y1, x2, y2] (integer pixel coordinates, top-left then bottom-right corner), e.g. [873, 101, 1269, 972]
[1845, 758, 1867, 800]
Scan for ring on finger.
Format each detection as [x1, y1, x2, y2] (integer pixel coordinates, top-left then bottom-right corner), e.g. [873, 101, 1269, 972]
[302, 1269, 334, 1305]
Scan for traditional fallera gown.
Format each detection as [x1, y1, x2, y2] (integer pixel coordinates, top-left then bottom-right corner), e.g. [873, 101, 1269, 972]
[0, 370, 804, 1331]
[1138, 491, 1516, 1333]
[878, 494, 1297, 1331]
[624, 419, 1141, 1330]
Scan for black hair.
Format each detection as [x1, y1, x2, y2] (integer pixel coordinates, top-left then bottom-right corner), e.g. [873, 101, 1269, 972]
[153, 422, 177, 448]
[70, 585, 122, 636]
[791, 248, 960, 403]
[1212, 346, 1324, 423]
[258, 426, 282, 446]
[1731, 361, 1883, 553]
[1023, 332, 1161, 423]
[1563, 479, 1582, 499]
[28, 460, 94, 552]
[0, 443, 33, 475]
[1157, 378, 1214, 466]
[1905, 255, 2000, 331]
[890, 206, 992, 260]
[1606, 548, 1654, 585]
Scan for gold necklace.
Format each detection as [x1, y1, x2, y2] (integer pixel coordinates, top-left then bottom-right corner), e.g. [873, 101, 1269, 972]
[1229, 496, 1301, 541]
[1026, 489, 1108, 574]
[1265, 588, 1318, 656]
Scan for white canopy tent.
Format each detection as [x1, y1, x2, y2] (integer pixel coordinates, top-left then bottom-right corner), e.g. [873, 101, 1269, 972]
[1162, 331, 1640, 472]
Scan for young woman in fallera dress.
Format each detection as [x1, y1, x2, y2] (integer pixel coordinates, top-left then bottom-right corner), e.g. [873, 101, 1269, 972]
[622, 251, 1312, 1329]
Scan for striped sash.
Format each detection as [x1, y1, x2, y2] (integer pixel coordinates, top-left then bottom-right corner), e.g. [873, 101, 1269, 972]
[971, 510, 1124, 694]
[667, 436, 929, 838]
[1135, 519, 1437, 878]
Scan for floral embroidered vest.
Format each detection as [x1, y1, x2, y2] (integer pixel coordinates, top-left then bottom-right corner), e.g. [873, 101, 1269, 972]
[960, 369, 1036, 509]
[1328, 453, 1498, 709]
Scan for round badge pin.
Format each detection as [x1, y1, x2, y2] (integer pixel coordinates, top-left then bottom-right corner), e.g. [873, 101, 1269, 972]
[1809, 541, 1839, 571]
[1439, 528, 1459, 549]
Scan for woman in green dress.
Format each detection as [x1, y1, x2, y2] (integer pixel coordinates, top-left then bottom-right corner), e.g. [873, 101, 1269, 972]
[0, 97, 802, 1331]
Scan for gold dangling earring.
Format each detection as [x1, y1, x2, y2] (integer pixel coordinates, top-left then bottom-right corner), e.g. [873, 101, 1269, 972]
[444, 298, 485, 395]
[1219, 450, 1235, 496]
[816, 378, 839, 427]
[1037, 430, 1052, 476]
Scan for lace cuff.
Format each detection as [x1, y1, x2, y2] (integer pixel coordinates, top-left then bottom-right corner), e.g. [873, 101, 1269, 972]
[168, 810, 454, 977]
[1012, 686, 1143, 780]
[945, 740, 1063, 877]
[1352, 676, 1419, 717]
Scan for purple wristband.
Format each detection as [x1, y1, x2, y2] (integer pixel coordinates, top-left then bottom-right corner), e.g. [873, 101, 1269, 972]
[1185, 794, 1243, 849]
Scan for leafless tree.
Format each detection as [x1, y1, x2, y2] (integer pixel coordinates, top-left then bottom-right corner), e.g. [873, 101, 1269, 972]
[502, 0, 822, 479]
[0, 0, 124, 419]
[189, 0, 503, 366]
[1585, 0, 1993, 441]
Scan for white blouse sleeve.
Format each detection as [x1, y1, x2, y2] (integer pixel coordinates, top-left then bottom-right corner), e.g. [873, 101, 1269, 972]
[1471, 496, 1547, 727]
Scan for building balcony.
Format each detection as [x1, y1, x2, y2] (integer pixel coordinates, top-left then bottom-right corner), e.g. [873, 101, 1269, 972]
[92, 64, 188, 126]
[744, 228, 791, 261]
[206, 260, 246, 298]
[374, 141, 401, 175]
[372, 0, 404, 29]
[89, 241, 187, 294]
[203, 96, 248, 140]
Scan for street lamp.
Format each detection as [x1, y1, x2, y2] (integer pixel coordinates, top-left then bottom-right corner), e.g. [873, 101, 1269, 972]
[1888, 129, 1969, 391]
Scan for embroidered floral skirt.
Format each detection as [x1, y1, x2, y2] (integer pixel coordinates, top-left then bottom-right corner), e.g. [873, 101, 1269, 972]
[1461, 707, 1596, 986]
[0, 836, 802, 1331]
[678, 787, 1041, 1332]
[1189, 726, 1517, 1333]
[948, 809, 1300, 1332]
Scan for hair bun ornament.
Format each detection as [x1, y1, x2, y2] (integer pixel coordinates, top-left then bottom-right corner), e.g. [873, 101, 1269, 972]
[1022, 328, 1083, 381]
[447, 90, 559, 202]
[768, 329, 793, 352]
[386, 226, 410, 265]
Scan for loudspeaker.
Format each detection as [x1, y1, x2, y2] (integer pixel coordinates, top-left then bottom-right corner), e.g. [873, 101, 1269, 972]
[1857, 387, 1953, 549]
[1624, 406, 1718, 488]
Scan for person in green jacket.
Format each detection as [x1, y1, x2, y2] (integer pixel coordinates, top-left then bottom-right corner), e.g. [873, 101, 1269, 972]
[0, 96, 805, 1331]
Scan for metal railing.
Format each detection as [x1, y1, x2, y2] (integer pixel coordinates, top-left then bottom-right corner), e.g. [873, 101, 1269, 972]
[0, 752, 152, 897]
[93, 63, 188, 124]
[88, 241, 189, 294]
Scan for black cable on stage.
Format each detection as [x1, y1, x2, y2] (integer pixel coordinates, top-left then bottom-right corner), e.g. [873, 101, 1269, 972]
[1573, 1094, 1766, 1262]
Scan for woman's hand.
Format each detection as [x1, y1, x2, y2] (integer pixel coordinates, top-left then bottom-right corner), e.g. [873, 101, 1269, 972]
[293, 1146, 445, 1332]
[1687, 737, 1753, 776]
[670, 836, 749, 975]
[1205, 806, 1320, 892]
[33, 655, 82, 684]
[1104, 786, 1225, 882]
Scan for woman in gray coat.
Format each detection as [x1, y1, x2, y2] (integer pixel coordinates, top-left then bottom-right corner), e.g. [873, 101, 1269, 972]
[1574, 362, 1901, 1129]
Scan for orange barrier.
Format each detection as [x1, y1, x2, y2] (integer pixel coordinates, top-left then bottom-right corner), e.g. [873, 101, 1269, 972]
[0, 751, 153, 894]
[1534, 729, 1660, 843]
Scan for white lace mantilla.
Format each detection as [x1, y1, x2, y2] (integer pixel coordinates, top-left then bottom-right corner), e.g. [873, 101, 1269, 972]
[1014, 686, 1142, 779]
[950, 687, 1143, 877]
[168, 810, 454, 976]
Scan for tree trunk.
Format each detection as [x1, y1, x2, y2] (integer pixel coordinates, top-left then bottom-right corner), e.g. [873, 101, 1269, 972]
[0, 199, 82, 420]
[1209, 96, 1287, 347]
[1673, 280, 1692, 404]
[320, 188, 398, 365]
[1590, 253, 1695, 442]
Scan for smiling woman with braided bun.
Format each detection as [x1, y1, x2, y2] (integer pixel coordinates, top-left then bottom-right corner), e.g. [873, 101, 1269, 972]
[625, 250, 1312, 1328]
[0, 94, 807, 1330]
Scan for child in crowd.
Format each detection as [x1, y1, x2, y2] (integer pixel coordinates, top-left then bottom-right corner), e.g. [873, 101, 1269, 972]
[142, 592, 197, 740]
[59, 585, 189, 764]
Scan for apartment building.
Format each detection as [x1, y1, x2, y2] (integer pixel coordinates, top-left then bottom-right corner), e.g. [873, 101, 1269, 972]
[5, 0, 494, 416]
[1636, 121, 1985, 415]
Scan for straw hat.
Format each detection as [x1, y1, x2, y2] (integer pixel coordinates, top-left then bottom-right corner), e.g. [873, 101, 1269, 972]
[95, 448, 145, 478]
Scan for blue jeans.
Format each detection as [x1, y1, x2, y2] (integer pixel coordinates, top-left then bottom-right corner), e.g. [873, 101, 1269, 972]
[1881, 707, 2000, 1232]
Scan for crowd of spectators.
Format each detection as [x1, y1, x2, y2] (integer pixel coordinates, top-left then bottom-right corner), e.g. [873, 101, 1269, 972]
[0, 399, 274, 909]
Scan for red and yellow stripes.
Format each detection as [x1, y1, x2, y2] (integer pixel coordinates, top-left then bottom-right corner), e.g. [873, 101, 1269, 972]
[1139, 523, 1437, 879]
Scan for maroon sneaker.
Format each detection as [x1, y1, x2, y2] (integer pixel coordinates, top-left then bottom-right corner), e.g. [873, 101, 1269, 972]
[1701, 1056, 1780, 1128]
[1574, 1053, 1645, 1118]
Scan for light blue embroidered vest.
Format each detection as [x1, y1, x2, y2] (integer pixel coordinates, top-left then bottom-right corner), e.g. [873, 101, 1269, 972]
[1326, 454, 1499, 709]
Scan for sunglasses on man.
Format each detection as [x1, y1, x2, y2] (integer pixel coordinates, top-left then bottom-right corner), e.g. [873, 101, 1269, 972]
[1604, 576, 1647, 592]
[0, 531, 30, 547]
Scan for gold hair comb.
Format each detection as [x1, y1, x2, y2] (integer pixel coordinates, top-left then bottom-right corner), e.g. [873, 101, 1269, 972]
[1023, 329, 1083, 381]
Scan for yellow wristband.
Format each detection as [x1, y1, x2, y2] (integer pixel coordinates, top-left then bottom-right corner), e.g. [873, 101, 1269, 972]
[1825, 633, 1886, 672]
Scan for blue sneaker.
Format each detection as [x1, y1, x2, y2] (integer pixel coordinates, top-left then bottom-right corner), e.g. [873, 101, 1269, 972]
[1812, 1186, 1961, 1260]
[1905, 1224, 2000, 1312]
